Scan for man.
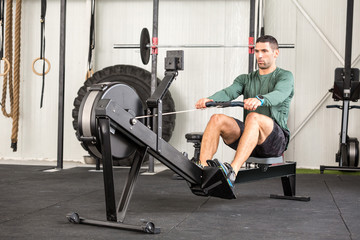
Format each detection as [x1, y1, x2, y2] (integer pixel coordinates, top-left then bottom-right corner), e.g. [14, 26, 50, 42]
[195, 35, 294, 188]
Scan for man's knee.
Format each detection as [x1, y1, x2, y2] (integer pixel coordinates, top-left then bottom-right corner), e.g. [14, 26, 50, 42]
[208, 114, 228, 126]
[208, 114, 240, 143]
[245, 112, 274, 137]
[245, 112, 262, 125]
[208, 114, 238, 133]
[245, 112, 273, 129]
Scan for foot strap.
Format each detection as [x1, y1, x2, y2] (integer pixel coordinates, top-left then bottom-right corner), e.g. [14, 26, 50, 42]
[189, 165, 236, 199]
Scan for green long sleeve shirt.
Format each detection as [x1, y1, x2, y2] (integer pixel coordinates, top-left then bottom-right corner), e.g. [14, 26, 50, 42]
[208, 67, 294, 135]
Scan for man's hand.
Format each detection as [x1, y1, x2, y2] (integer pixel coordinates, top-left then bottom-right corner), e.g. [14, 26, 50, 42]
[195, 98, 214, 109]
[244, 98, 262, 111]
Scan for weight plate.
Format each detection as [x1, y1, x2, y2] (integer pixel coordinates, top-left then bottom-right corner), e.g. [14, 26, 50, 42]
[140, 28, 150, 65]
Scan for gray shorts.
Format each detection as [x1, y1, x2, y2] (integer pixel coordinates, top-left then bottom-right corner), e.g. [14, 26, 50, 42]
[226, 118, 289, 158]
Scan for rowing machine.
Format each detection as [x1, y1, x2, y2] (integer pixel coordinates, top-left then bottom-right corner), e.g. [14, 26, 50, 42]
[320, 0, 360, 173]
[67, 50, 309, 234]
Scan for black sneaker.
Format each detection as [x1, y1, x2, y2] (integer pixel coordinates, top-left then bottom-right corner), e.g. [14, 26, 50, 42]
[207, 159, 236, 188]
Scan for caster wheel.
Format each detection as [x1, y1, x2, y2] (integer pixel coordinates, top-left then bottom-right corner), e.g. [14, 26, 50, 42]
[66, 212, 80, 224]
[143, 221, 160, 234]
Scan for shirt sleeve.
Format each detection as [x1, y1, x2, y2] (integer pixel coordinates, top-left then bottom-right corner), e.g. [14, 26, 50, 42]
[262, 70, 294, 106]
[208, 74, 247, 101]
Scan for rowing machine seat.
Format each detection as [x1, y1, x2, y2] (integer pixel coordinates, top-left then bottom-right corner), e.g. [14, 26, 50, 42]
[246, 156, 283, 165]
[185, 132, 203, 142]
[185, 132, 284, 168]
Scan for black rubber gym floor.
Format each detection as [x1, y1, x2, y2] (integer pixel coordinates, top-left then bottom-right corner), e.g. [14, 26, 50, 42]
[0, 164, 359, 240]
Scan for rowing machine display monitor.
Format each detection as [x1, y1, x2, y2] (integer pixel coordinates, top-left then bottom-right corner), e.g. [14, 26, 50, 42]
[330, 68, 360, 101]
[165, 50, 184, 71]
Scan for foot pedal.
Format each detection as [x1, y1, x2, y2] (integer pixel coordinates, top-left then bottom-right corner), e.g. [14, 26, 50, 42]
[201, 167, 236, 199]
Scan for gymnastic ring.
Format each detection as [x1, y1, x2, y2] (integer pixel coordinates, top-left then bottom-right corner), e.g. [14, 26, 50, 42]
[0, 57, 10, 76]
[85, 69, 94, 80]
[32, 57, 51, 76]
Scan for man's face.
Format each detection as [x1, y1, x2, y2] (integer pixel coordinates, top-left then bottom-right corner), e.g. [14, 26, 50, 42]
[254, 42, 279, 69]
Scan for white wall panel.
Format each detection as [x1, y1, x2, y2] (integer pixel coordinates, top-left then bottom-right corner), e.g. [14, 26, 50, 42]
[267, 0, 360, 168]
[1, 0, 359, 170]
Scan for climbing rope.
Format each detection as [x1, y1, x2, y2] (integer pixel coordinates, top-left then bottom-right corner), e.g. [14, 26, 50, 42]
[1, 0, 13, 118]
[0, 0, 10, 79]
[1, 0, 22, 152]
[11, 0, 21, 151]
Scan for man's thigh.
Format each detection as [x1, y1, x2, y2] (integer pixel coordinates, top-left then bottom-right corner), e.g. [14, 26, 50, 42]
[252, 121, 289, 157]
[226, 117, 288, 157]
[245, 112, 274, 145]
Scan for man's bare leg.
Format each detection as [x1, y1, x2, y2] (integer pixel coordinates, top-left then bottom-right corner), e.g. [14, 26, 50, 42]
[199, 114, 241, 166]
[230, 112, 274, 173]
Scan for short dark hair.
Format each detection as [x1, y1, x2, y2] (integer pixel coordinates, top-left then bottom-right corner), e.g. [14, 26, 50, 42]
[256, 35, 278, 50]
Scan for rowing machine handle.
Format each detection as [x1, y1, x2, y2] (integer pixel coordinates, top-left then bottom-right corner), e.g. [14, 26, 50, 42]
[326, 105, 360, 110]
[205, 101, 244, 108]
[326, 105, 342, 109]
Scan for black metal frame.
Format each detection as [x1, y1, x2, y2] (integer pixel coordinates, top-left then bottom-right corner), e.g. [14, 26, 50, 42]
[185, 133, 309, 201]
[88, 116, 160, 233]
[248, 0, 255, 73]
[147, 0, 160, 173]
[57, 0, 66, 169]
[236, 162, 309, 201]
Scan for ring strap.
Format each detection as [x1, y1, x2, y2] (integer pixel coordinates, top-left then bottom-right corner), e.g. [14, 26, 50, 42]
[40, 0, 46, 59]
[0, 0, 4, 59]
[86, 0, 95, 78]
[39, 0, 47, 108]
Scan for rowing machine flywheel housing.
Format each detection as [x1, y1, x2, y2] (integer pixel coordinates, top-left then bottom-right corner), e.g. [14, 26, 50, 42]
[78, 82, 144, 160]
[72, 65, 176, 165]
[346, 137, 359, 167]
[336, 137, 359, 167]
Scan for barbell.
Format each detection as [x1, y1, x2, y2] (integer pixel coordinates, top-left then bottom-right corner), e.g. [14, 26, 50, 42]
[113, 28, 295, 65]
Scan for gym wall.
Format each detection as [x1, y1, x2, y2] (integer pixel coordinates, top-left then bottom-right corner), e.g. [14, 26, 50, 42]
[0, 0, 359, 169]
